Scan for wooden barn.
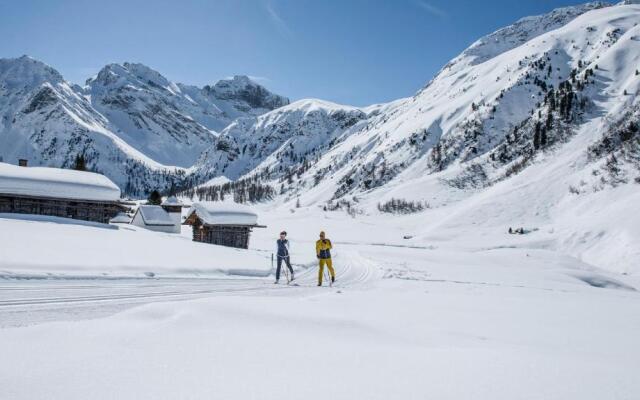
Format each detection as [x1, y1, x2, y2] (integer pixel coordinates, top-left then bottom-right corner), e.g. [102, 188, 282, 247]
[183, 202, 265, 249]
[0, 161, 127, 224]
[131, 197, 184, 234]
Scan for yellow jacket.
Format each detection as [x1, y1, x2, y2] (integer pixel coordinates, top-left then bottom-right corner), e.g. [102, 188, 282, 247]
[316, 239, 332, 259]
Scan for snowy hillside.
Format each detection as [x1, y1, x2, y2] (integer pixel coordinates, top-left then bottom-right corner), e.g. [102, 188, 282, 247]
[192, 2, 640, 194]
[230, 1, 639, 198]
[445, 2, 608, 69]
[194, 99, 368, 180]
[185, 2, 640, 274]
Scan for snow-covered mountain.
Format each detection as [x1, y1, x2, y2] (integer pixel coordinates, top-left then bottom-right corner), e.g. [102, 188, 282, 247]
[0, 57, 289, 195]
[191, 75, 290, 128]
[191, 1, 638, 200]
[194, 99, 368, 180]
[85, 65, 289, 166]
[84, 62, 216, 167]
[186, 1, 640, 272]
[0, 56, 181, 197]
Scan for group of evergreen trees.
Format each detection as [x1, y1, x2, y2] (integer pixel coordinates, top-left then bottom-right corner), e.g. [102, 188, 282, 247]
[324, 198, 360, 217]
[589, 120, 639, 159]
[180, 176, 276, 204]
[377, 198, 427, 214]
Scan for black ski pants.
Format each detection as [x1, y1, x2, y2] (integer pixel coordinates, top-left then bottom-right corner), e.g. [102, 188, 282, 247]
[276, 255, 293, 280]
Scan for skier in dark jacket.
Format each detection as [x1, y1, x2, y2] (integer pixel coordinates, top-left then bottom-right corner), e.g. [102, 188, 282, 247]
[275, 231, 294, 284]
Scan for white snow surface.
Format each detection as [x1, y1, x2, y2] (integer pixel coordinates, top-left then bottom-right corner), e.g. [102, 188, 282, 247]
[0, 214, 270, 279]
[161, 195, 183, 206]
[0, 208, 639, 399]
[0, 162, 120, 201]
[1, 4, 640, 399]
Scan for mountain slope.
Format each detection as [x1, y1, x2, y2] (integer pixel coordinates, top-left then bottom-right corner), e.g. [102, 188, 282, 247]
[85, 64, 289, 167]
[85, 63, 216, 167]
[0, 56, 187, 196]
[207, 1, 638, 201]
[183, 2, 640, 273]
[194, 99, 368, 181]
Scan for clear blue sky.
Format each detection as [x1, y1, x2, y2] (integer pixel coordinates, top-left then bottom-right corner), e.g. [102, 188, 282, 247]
[0, 0, 588, 106]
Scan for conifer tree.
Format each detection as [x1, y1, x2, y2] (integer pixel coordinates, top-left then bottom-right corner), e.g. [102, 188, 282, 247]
[73, 154, 87, 171]
[147, 190, 162, 205]
[533, 122, 541, 150]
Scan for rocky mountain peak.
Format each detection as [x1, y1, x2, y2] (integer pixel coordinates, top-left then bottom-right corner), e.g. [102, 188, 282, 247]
[204, 75, 289, 111]
[0, 55, 64, 90]
[87, 62, 171, 92]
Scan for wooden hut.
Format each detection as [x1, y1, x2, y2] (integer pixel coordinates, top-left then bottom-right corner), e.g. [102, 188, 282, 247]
[0, 161, 127, 224]
[183, 202, 265, 249]
[130, 196, 184, 233]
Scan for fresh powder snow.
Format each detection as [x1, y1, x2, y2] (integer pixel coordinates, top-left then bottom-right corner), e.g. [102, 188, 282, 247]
[0, 161, 120, 201]
[1, 2, 639, 400]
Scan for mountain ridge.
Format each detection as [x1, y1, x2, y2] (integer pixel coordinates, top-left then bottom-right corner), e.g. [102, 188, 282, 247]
[0, 56, 289, 195]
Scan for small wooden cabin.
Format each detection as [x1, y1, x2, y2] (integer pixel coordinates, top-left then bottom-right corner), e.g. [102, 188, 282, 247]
[0, 161, 127, 224]
[131, 197, 184, 234]
[183, 202, 265, 249]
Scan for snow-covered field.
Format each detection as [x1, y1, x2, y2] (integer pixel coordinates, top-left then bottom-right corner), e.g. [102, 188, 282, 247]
[1, 205, 639, 399]
[1, 2, 640, 399]
[0, 214, 271, 279]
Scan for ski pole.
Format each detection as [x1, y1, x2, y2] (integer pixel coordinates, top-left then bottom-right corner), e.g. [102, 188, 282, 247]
[284, 256, 290, 283]
[325, 267, 330, 287]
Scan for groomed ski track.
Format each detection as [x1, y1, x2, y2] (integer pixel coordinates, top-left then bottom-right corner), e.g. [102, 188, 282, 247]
[0, 247, 380, 328]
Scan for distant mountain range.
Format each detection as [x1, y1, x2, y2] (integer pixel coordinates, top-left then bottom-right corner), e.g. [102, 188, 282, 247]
[0, 58, 288, 195]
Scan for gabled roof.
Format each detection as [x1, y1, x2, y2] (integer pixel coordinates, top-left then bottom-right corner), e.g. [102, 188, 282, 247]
[161, 196, 184, 206]
[134, 205, 175, 226]
[0, 162, 120, 202]
[184, 202, 259, 226]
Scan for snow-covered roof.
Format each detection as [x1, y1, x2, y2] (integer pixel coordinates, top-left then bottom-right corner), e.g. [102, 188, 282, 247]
[161, 196, 183, 206]
[135, 205, 175, 226]
[0, 162, 121, 202]
[186, 202, 259, 226]
[109, 212, 131, 224]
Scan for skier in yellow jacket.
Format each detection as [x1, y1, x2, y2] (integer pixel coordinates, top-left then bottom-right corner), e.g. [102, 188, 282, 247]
[316, 231, 335, 286]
